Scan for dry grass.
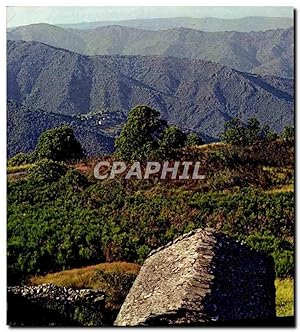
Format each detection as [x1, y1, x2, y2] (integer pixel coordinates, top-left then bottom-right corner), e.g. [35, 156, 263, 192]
[193, 142, 228, 152]
[7, 164, 33, 174]
[266, 184, 294, 194]
[29, 262, 140, 289]
[28, 264, 294, 317]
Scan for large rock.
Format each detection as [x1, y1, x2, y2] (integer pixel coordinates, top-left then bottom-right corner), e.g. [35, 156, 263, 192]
[115, 228, 276, 326]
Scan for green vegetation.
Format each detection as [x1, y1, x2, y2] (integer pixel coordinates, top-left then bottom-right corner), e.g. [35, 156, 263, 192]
[7, 145, 294, 284]
[35, 125, 84, 161]
[7, 113, 294, 319]
[8, 152, 35, 167]
[7, 164, 34, 174]
[8, 125, 84, 167]
[114, 105, 201, 161]
[115, 105, 166, 161]
[281, 126, 295, 142]
[158, 126, 186, 158]
[185, 132, 203, 147]
[220, 117, 280, 146]
[275, 278, 294, 317]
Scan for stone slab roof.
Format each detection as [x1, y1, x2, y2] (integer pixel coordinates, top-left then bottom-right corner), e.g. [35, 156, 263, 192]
[115, 228, 275, 326]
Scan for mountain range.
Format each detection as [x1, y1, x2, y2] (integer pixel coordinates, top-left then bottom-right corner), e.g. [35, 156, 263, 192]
[7, 100, 114, 158]
[56, 16, 293, 32]
[7, 39, 294, 154]
[7, 24, 294, 78]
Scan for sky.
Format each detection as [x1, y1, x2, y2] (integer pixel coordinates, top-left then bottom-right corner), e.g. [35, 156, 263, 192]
[6, 6, 293, 28]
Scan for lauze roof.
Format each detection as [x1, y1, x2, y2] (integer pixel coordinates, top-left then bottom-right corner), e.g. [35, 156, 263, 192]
[115, 228, 275, 326]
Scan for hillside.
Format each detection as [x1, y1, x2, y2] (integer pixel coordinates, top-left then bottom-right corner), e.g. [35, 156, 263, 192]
[7, 40, 294, 140]
[57, 16, 293, 32]
[7, 100, 114, 158]
[7, 24, 294, 78]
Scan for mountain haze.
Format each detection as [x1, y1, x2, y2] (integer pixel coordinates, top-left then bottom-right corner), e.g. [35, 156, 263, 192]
[7, 40, 294, 141]
[8, 24, 293, 78]
[57, 16, 293, 32]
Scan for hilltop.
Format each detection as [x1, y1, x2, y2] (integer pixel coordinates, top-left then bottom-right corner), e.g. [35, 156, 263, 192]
[8, 24, 294, 78]
[7, 40, 294, 142]
[56, 16, 293, 32]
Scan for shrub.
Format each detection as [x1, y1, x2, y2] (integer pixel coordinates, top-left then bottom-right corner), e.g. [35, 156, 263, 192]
[28, 159, 68, 184]
[35, 125, 84, 162]
[244, 233, 294, 277]
[92, 263, 139, 308]
[185, 132, 203, 147]
[8, 152, 35, 167]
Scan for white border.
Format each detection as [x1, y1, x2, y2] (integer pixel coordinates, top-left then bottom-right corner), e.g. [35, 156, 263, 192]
[1, 1, 298, 331]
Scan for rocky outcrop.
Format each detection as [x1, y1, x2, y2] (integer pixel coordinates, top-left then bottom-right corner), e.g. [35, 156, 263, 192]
[115, 228, 276, 326]
[7, 284, 105, 326]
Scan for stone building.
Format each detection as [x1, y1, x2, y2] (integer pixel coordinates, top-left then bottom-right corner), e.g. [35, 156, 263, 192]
[115, 228, 276, 326]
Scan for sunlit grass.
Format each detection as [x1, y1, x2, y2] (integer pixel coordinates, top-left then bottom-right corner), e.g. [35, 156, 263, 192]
[29, 261, 140, 289]
[7, 163, 34, 174]
[266, 184, 294, 194]
[275, 277, 294, 317]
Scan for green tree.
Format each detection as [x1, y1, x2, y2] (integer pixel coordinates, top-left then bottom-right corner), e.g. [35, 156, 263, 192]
[220, 117, 246, 145]
[159, 126, 186, 158]
[35, 125, 84, 162]
[221, 117, 275, 146]
[185, 132, 203, 147]
[261, 125, 278, 141]
[115, 105, 166, 161]
[281, 126, 294, 142]
[246, 117, 260, 145]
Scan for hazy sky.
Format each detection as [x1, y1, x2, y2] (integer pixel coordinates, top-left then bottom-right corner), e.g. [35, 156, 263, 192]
[7, 6, 293, 28]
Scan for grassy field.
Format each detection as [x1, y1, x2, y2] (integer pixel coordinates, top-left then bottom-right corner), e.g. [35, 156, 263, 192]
[30, 262, 140, 289]
[275, 278, 294, 317]
[30, 264, 294, 317]
[30, 262, 141, 311]
[7, 164, 33, 174]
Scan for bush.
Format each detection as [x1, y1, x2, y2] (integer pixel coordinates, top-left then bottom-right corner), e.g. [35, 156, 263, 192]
[185, 132, 203, 147]
[244, 233, 294, 277]
[35, 125, 84, 162]
[8, 152, 35, 167]
[92, 263, 139, 308]
[28, 159, 68, 184]
[158, 126, 186, 158]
